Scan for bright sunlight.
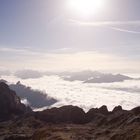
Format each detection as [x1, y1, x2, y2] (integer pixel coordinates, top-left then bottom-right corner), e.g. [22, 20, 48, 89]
[67, 0, 105, 17]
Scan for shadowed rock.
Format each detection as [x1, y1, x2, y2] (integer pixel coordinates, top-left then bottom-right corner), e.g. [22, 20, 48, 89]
[131, 106, 140, 115]
[112, 105, 123, 113]
[86, 106, 109, 123]
[35, 105, 86, 124]
[0, 82, 31, 121]
[98, 105, 109, 115]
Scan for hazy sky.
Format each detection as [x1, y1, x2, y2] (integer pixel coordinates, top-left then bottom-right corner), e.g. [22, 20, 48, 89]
[0, 0, 140, 73]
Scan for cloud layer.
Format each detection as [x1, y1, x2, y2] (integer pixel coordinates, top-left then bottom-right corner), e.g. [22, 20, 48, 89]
[14, 70, 43, 79]
[0, 48, 140, 74]
[2, 75, 140, 112]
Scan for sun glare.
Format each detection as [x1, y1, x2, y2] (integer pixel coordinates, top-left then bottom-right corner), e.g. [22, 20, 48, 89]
[68, 0, 105, 17]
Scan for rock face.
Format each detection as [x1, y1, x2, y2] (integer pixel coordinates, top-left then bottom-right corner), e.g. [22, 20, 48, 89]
[35, 105, 86, 124]
[131, 106, 140, 115]
[0, 82, 31, 121]
[86, 105, 109, 122]
[112, 105, 123, 113]
[98, 105, 109, 115]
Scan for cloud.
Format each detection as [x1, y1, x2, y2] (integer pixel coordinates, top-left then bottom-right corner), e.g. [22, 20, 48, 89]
[0, 48, 140, 73]
[104, 87, 140, 94]
[100, 79, 140, 94]
[56, 71, 133, 83]
[110, 27, 140, 34]
[14, 70, 43, 79]
[70, 19, 140, 34]
[0, 70, 11, 76]
[0, 47, 28, 53]
[21, 98, 30, 106]
[2, 75, 140, 112]
[70, 19, 140, 26]
[0, 47, 42, 56]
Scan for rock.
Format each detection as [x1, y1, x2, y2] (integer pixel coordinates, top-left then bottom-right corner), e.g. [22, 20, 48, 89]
[0, 82, 31, 121]
[98, 105, 109, 115]
[86, 108, 99, 122]
[131, 106, 140, 115]
[0, 103, 140, 140]
[86, 106, 109, 123]
[0, 79, 7, 83]
[35, 105, 86, 124]
[127, 116, 140, 124]
[4, 135, 31, 140]
[112, 105, 123, 113]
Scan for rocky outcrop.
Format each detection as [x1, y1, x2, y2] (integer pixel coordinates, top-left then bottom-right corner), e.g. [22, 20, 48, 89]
[112, 105, 123, 113]
[35, 105, 86, 124]
[98, 105, 109, 115]
[131, 106, 140, 115]
[86, 105, 109, 123]
[0, 82, 31, 121]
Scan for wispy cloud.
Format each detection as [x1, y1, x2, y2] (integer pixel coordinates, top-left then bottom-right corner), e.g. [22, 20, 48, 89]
[0, 47, 43, 56]
[0, 50, 140, 72]
[70, 19, 140, 34]
[70, 19, 140, 26]
[0, 47, 28, 53]
[110, 27, 140, 34]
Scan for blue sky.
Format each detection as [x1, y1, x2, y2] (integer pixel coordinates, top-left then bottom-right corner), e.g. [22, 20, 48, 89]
[0, 0, 140, 72]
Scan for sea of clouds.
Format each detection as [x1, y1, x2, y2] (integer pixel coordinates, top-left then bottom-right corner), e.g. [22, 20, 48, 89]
[1, 75, 140, 112]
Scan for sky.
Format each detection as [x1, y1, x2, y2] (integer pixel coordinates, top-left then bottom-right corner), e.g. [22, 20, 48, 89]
[0, 0, 140, 73]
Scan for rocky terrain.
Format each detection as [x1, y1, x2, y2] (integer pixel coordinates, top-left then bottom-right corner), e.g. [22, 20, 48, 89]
[0, 82, 140, 140]
[0, 82, 31, 122]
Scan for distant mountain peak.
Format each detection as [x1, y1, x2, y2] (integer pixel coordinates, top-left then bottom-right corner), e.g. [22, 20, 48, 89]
[56, 71, 133, 83]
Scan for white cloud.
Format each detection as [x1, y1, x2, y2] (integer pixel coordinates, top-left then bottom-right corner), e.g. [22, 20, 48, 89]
[2, 75, 140, 112]
[70, 19, 140, 34]
[110, 27, 140, 34]
[70, 19, 140, 26]
[21, 98, 30, 106]
[0, 47, 42, 56]
[0, 49, 140, 73]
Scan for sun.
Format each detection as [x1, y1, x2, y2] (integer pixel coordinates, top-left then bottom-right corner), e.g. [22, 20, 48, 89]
[67, 0, 105, 17]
